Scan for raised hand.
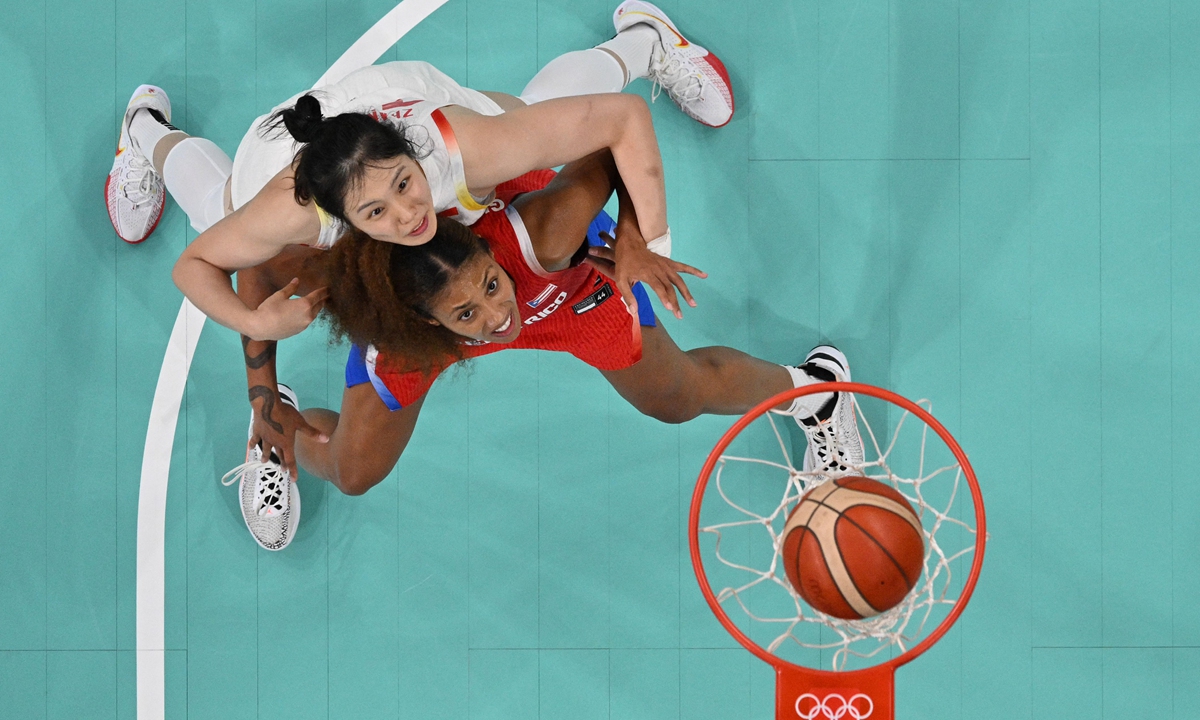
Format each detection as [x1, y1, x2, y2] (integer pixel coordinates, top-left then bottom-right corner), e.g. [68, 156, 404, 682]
[584, 227, 706, 320]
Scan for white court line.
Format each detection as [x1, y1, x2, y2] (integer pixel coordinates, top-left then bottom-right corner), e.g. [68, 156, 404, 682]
[136, 2, 448, 717]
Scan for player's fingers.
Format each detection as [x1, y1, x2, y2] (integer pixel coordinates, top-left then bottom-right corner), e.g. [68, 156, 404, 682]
[670, 260, 708, 280]
[280, 448, 300, 483]
[646, 274, 680, 318]
[296, 417, 330, 444]
[587, 246, 615, 262]
[656, 272, 685, 319]
[583, 256, 617, 279]
[307, 300, 327, 321]
[278, 278, 300, 297]
[303, 287, 329, 317]
[665, 267, 698, 308]
[304, 286, 330, 306]
[617, 279, 638, 318]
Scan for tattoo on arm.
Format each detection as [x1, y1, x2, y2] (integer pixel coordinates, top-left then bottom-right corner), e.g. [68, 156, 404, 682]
[248, 385, 285, 434]
[242, 335, 277, 369]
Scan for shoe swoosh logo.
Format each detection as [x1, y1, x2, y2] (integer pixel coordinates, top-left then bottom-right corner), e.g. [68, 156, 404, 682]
[624, 10, 689, 48]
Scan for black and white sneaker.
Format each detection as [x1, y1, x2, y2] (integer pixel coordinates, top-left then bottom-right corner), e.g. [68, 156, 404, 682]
[220, 384, 302, 551]
[793, 346, 865, 473]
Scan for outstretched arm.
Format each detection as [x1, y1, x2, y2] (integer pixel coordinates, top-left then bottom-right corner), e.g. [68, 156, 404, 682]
[512, 150, 704, 319]
[445, 94, 668, 246]
[235, 246, 331, 478]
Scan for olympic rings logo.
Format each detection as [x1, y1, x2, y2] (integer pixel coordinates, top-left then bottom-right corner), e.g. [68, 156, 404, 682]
[795, 692, 874, 720]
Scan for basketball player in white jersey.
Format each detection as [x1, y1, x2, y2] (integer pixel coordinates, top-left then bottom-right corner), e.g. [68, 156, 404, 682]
[227, 151, 862, 551]
[105, 1, 735, 341]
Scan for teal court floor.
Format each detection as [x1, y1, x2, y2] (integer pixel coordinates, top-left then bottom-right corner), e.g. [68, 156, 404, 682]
[2, 0, 1199, 717]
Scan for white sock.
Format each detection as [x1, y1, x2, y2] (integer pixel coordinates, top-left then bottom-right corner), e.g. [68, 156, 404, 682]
[162, 137, 233, 233]
[520, 49, 627, 104]
[129, 108, 184, 158]
[783, 366, 835, 419]
[597, 25, 660, 82]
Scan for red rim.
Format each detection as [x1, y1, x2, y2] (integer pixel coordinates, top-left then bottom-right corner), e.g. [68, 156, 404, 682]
[688, 382, 987, 674]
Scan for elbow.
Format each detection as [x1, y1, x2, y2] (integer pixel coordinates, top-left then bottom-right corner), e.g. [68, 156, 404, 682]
[335, 468, 388, 496]
[170, 256, 188, 293]
[332, 457, 396, 496]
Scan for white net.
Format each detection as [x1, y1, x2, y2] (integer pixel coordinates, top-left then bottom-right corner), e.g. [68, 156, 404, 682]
[697, 394, 981, 672]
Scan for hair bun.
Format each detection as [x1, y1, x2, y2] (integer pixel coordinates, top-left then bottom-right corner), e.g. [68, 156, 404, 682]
[282, 94, 324, 144]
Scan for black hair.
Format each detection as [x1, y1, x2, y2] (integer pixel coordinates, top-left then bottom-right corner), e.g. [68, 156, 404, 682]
[390, 219, 491, 318]
[264, 94, 426, 223]
[323, 219, 492, 374]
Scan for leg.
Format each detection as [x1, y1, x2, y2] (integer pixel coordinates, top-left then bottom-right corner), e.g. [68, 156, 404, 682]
[159, 134, 234, 233]
[518, 2, 734, 127]
[600, 322, 793, 423]
[519, 42, 646, 103]
[518, 23, 660, 103]
[111, 85, 236, 236]
[295, 383, 425, 496]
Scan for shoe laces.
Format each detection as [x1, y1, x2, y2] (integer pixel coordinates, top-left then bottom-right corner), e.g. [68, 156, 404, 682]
[120, 152, 162, 206]
[220, 450, 289, 516]
[649, 44, 705, 105]
[800, 411, 853, 473]
[220, 459, 271, 487]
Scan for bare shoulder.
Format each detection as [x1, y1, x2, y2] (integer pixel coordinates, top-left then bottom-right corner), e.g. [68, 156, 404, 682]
[233, 166, 322, 248]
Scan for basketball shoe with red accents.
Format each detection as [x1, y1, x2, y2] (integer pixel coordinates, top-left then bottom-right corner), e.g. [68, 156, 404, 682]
[613, 0, 735, 128]
[105, 85, 170, 244]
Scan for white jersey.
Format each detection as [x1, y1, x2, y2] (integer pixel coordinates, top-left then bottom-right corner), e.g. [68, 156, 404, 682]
[230, 61, 505, 248]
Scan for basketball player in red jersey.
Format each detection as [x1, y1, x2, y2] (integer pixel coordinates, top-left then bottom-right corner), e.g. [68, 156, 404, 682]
[229, 153, 862, 550]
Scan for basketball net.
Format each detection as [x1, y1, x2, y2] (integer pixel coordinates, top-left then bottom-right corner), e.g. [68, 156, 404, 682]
[690, 383, 987, 719]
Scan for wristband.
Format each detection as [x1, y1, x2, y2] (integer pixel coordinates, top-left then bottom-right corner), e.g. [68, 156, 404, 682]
[646, 227, 672, 258]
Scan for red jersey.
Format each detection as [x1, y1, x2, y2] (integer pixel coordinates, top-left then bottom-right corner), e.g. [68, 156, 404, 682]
[367, 171, 648, 408]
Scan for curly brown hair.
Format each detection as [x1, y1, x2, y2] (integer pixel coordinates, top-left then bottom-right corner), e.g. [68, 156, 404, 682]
[321, 219, 490, 375]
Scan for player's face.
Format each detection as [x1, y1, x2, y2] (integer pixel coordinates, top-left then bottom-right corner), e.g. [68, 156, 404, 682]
[344, 156, 437, 246]
[427, 253, 521, 344]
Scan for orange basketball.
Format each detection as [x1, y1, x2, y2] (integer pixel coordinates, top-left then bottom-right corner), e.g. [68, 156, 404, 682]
[781, 476, 925, 620]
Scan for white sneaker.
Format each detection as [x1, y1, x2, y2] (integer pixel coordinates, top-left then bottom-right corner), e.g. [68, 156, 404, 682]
[794, 346, 865, 473]
[220, 384, 302, 551]
[105, 85, 170, 244]
[613, 0, 735, 128]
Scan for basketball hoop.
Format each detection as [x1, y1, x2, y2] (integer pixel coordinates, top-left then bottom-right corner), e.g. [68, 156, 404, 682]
[688, 382, 987, 720]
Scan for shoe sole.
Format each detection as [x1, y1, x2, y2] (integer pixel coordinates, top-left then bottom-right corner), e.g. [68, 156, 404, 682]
[615, 0, 735, 128]
[696, 50, 735, 128]
[105, 172, 164, 244]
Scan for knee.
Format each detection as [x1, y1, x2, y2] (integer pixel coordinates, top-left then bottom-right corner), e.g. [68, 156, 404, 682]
[633, 396, 699, 425]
